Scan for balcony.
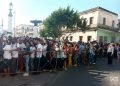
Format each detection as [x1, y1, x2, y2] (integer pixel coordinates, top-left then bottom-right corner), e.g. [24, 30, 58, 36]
[97, 24, 119, 32]
[89, 24, 98, 28]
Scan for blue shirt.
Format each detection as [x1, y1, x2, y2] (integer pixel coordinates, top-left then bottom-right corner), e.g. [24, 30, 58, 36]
[78, 44, 85, 55]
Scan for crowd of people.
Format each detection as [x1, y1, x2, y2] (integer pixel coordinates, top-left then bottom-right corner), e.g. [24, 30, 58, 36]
[0, 36, 120, 77]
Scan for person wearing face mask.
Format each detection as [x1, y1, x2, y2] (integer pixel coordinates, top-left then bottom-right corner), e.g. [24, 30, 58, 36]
[107, 44, 114, 64]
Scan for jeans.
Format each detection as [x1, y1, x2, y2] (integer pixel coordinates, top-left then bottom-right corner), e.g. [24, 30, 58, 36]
[30, 58, 34, 71]
[34, 57, 41, 72]
[88, 53, 94, 64]
[3, 59, 12, 69]
[78, 54, 81, 65]
[11, 58, 18, 74]
[24, 55, 30, 73]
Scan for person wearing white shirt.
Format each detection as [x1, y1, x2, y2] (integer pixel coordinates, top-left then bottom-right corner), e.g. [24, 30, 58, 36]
[3, 41, 12, 77]
[42, 43, 47, 58]
[11, 40, 20, 75]
[36, 43, 42, 58]
[19, 41, 26, 49]
[18, 41, 26, 73]
[41, 43, 48, 70]
[34, 40, 42, 73]
[30, 43, 36, 72]
[23, 42, 31, 76]
[88, 45, 95, 66]
[107, 44, 114, 64]
[55, 44, 64, 70]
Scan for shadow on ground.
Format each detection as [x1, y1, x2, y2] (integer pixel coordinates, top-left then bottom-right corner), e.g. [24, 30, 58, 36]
[52, 58, 120, 86]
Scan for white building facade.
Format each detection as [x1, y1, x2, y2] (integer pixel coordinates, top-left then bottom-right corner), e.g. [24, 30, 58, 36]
[15, 24, 43, 38]
[15, 24, 35, 37]
[63, 7, 120, 43]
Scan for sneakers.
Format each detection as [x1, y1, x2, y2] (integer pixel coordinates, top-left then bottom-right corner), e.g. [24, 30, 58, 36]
[74, 64, 77, 67]
[23, 73, 29, 76]
[64, 68, 67, 71]
[93, 63, 96, 64]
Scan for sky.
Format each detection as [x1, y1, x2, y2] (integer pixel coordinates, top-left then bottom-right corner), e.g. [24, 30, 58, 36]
[0, 0, 120, 30]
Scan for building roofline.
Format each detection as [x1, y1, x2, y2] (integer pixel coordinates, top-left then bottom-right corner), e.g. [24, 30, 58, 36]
[16, 24, 34, 27]
[79, 7, 118, 16]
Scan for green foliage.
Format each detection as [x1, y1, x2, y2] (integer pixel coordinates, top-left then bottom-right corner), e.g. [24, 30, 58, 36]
[39, 28, 47, 37]
[40, 6, 88, 38]
[80, 18, 89, 32]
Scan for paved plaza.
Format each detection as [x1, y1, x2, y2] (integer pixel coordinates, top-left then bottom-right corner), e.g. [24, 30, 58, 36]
[52, 58, 120, 86]
[0, 58, 120, 86]
[0, 72, 60, 86]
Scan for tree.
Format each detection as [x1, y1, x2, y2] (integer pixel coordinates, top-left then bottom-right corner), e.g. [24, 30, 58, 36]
[77, 18, 89, 32]
[40, 6, 89, 39]
[41, 6, 78, 38]
[39, 29, 47, 37]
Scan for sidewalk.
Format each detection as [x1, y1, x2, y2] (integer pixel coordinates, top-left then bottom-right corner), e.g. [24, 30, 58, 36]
[0, 71, 61, 86]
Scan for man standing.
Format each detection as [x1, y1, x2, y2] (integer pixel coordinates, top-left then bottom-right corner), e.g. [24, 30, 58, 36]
[107, 44, 114, 64]
[34, 40, 42, 73]
[3, 41, 12, 77]
[23, 42, 30, 76]
[11, 39, 20, 76]
[0, 38, 3, 61]
[78, 43, 85, 65]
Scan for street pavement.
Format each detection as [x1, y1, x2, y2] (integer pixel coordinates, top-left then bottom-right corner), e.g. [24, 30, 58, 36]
[0, 58, 120, 86]
[0, 71, 60, 86]
[52, 58, 120, 86]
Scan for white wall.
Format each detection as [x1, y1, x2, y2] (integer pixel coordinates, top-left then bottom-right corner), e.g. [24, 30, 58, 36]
[80, 9, 118, 28]
[97, 29, 120, 43]
[15, 24, 42, 38]
[63, 31, 97, 42]
[80, 11, 99, 27]
[97, 9, 118, 28]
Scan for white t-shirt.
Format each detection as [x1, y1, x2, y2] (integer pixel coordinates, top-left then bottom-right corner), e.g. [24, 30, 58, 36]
[107, 46, 114, 54]
[42, 45, 47, 57]
[30, 46, 36, 58]
[19, 43, 26, 49]
[55, 46, 64, 58]
[3, 45, 12, 59]
[36, 44, 42, 58]
[12, 43, 20, 58]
